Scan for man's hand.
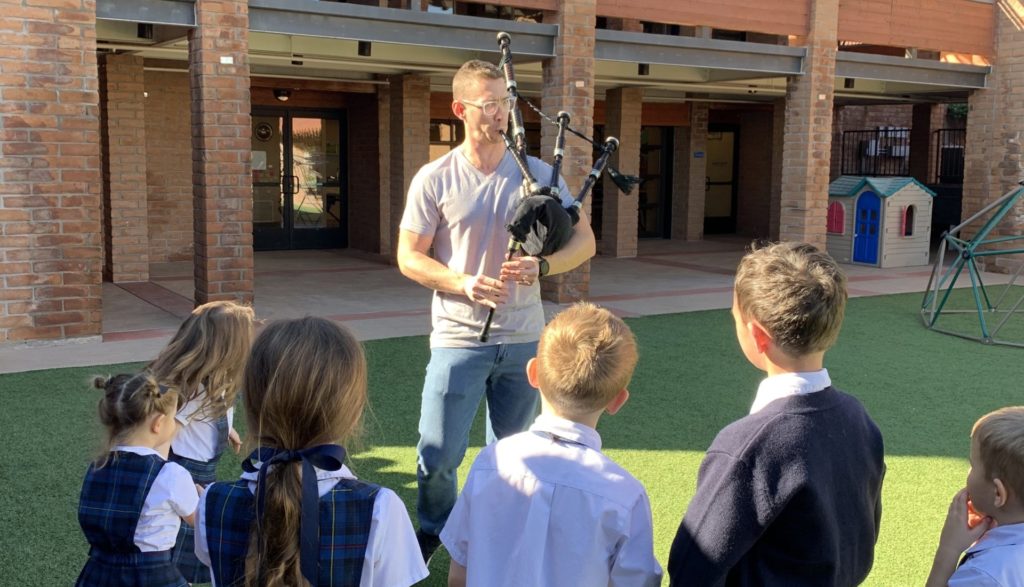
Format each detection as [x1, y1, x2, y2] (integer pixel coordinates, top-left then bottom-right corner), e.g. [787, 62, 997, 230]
[462, 274, 508, 308]
[500, 256, 541, 286]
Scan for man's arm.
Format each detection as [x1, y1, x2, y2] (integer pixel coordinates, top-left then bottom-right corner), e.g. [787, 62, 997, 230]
[397, 229, 508, 309]
[499, 209, 597, 284]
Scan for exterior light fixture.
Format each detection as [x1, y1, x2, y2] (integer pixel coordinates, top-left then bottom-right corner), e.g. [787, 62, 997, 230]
[274, 89, 291, 102]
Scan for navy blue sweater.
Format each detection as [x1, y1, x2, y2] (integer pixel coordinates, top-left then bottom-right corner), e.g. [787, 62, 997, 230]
[668, 387, 885, 586]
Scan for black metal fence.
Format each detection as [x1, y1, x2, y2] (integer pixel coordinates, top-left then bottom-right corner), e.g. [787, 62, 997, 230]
[932, 128, 965, 184]
[840, 128, 910, 176]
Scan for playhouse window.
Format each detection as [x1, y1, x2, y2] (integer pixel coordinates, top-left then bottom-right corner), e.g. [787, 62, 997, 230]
[827, 202, 845, 234]
[902, 205, 915, 237]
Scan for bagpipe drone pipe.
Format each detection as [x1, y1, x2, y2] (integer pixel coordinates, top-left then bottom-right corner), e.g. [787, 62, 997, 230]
[479, 31, 641, 342]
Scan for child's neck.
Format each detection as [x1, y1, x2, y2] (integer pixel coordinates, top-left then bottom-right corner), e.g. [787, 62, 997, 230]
[763, 349, 825, 377]
[122, 426, 169, 459]
[540, 397, 602, 430]
[992, 503, 1024, 526]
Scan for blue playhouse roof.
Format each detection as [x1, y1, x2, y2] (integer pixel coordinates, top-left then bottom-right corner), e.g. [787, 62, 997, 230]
[828, 176, 937, 198]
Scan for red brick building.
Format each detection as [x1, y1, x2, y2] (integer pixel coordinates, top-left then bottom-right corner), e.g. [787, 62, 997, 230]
[0, 0, 1013, 344]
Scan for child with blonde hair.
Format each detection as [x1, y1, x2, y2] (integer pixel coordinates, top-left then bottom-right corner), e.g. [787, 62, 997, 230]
[147, 300, 254, 583]
[195, 316, 427, 586]
[926, 406, 1024, 587]
[441, 302, 662, 587]
[76, 373, 199, 587]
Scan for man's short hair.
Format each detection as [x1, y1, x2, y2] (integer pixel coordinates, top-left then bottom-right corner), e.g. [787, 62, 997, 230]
[452, 59, 503, 100]
[734, 241, 847, 357]
[972, 406, 1024, 498]
[536, 302, 638, 416]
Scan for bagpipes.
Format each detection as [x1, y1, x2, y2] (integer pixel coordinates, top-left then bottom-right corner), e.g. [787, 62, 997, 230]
[479, 31, 641, 342]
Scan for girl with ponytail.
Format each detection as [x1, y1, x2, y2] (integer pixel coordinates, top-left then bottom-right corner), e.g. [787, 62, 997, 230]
[195, 317, 427, 586]
[76, 373, 200, 587]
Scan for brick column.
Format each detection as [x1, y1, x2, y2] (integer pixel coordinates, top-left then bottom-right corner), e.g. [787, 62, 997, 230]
[600, 87, 642, 257]
[0, 2, 102, 343]
[673, 102, 708, 241]
[540, 0, 596, 303]
[909, 103, 939, 183]
[376, 84, 393, 257]
[778, 0, 839, 250]
[100, 55, 149, 283]
[962, 2, 1024, 273]
[769, 99, 785, 240]
[388, 74, 430, 256]
[189, 0, 253, 304]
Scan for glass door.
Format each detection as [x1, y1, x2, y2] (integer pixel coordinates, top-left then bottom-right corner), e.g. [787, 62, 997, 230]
[251, 109, 348, 250]
[704, 124, 739, 234]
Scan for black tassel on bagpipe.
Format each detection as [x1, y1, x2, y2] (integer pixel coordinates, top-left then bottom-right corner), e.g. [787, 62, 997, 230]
[479, 32, 637, 342]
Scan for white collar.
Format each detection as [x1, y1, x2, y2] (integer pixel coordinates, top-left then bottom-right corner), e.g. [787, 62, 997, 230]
[750, 370, 831, 415]
[239, 461, 356, 483]
[965, 523, 1024, 556]
[114, 445, 163, 458]
[529, 413, 602, 451]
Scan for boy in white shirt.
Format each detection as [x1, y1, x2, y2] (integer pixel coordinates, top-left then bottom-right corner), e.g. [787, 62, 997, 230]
[441, 302, 662, 587]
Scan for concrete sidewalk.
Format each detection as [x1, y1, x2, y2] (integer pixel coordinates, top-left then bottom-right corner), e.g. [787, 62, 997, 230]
[0, 237, 986, 374]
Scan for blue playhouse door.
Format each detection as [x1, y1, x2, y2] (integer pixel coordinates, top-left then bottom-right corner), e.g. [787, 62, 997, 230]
[853, 191, 881, 264]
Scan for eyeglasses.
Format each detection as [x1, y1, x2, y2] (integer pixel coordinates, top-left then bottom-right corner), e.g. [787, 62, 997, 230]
[460, 96, 515, 116]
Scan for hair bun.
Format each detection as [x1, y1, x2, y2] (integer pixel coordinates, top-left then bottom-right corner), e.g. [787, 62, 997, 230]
[93, 375, 110, 390]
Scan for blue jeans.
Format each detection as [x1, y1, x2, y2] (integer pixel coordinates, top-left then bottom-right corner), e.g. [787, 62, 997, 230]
[416, 342, 539, 535]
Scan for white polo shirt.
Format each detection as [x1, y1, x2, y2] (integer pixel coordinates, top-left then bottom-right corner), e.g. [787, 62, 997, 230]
[749, 369, 832, 414]
[440, 414, 662, 587]
[114, 446, 199, 552]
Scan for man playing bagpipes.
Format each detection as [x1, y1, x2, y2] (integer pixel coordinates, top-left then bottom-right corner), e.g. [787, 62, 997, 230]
[397, 56, 596, 562]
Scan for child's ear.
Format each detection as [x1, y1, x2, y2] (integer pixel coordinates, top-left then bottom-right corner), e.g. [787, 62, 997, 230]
[993, 478, 1009, 509]
[605, 388, 630, 416]
[151, 412, 170, 435]
[526, 357, 541, 389]
[749, 319, 772, 354]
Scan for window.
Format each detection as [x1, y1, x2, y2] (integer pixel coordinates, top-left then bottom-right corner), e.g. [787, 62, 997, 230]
[827, 202, 845, 234]
[902, 205, 915, 237]
[429, 120, 463, 161]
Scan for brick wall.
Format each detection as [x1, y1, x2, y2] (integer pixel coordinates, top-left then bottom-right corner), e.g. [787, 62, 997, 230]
[830, 104, 913, 180]
[673, 102, 708, 241]
[145, 71, 194, 263]
[189, 0, 253, 303]
[100, 54, 149, 282]
[0, 0, 102, 343]
[388, 75, 430, 260]
[779, 0, 839, 250]
[540, 0, 596, 302]
[735, 110, 773, 238]
[962, 3, 1024, 274]
[347, 92, 382, 254]
[600, 86, 642, 257]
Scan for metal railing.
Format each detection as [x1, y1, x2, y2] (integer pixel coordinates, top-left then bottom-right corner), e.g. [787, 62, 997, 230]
[932, 128, 965, 185]
[839, 128, 910, 177]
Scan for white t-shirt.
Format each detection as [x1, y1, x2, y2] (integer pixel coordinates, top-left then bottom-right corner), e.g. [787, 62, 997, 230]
[172, 386, 234, 461]
[440, 414, 663, 587]
[400, 148, 571, 348]
[114, 446, 199, 552]
[195, 462, 428, 587]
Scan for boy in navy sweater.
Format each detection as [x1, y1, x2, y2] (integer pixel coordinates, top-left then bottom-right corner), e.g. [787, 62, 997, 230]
[668, 242, 885, 586]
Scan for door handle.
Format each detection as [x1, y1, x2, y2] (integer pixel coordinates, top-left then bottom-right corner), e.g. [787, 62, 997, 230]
[290, 175, 300, 195]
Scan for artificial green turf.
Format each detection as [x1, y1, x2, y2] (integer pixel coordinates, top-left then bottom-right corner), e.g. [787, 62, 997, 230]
[1, 291, 1022, 586]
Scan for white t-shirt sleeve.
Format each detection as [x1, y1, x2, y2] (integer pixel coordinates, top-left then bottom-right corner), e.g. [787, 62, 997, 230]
[162, 461, 200, 517]
[399, 167, 439, 237]
[226, 406, 235, 433]
[360, 487, 429, 587]
[609, 491, 663, 587]
[175, 394, 201, 426]
[194, 485, 212, 568]
[439, 472, 474, 567]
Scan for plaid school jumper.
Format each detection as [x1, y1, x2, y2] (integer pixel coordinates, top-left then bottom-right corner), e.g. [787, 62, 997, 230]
[204, 477, 380, 586]
[169, 413, 229, 582]
[76, 451, 187, 587]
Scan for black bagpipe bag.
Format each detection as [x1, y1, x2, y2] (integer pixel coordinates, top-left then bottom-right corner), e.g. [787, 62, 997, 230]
[506, 194, 580, 257]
